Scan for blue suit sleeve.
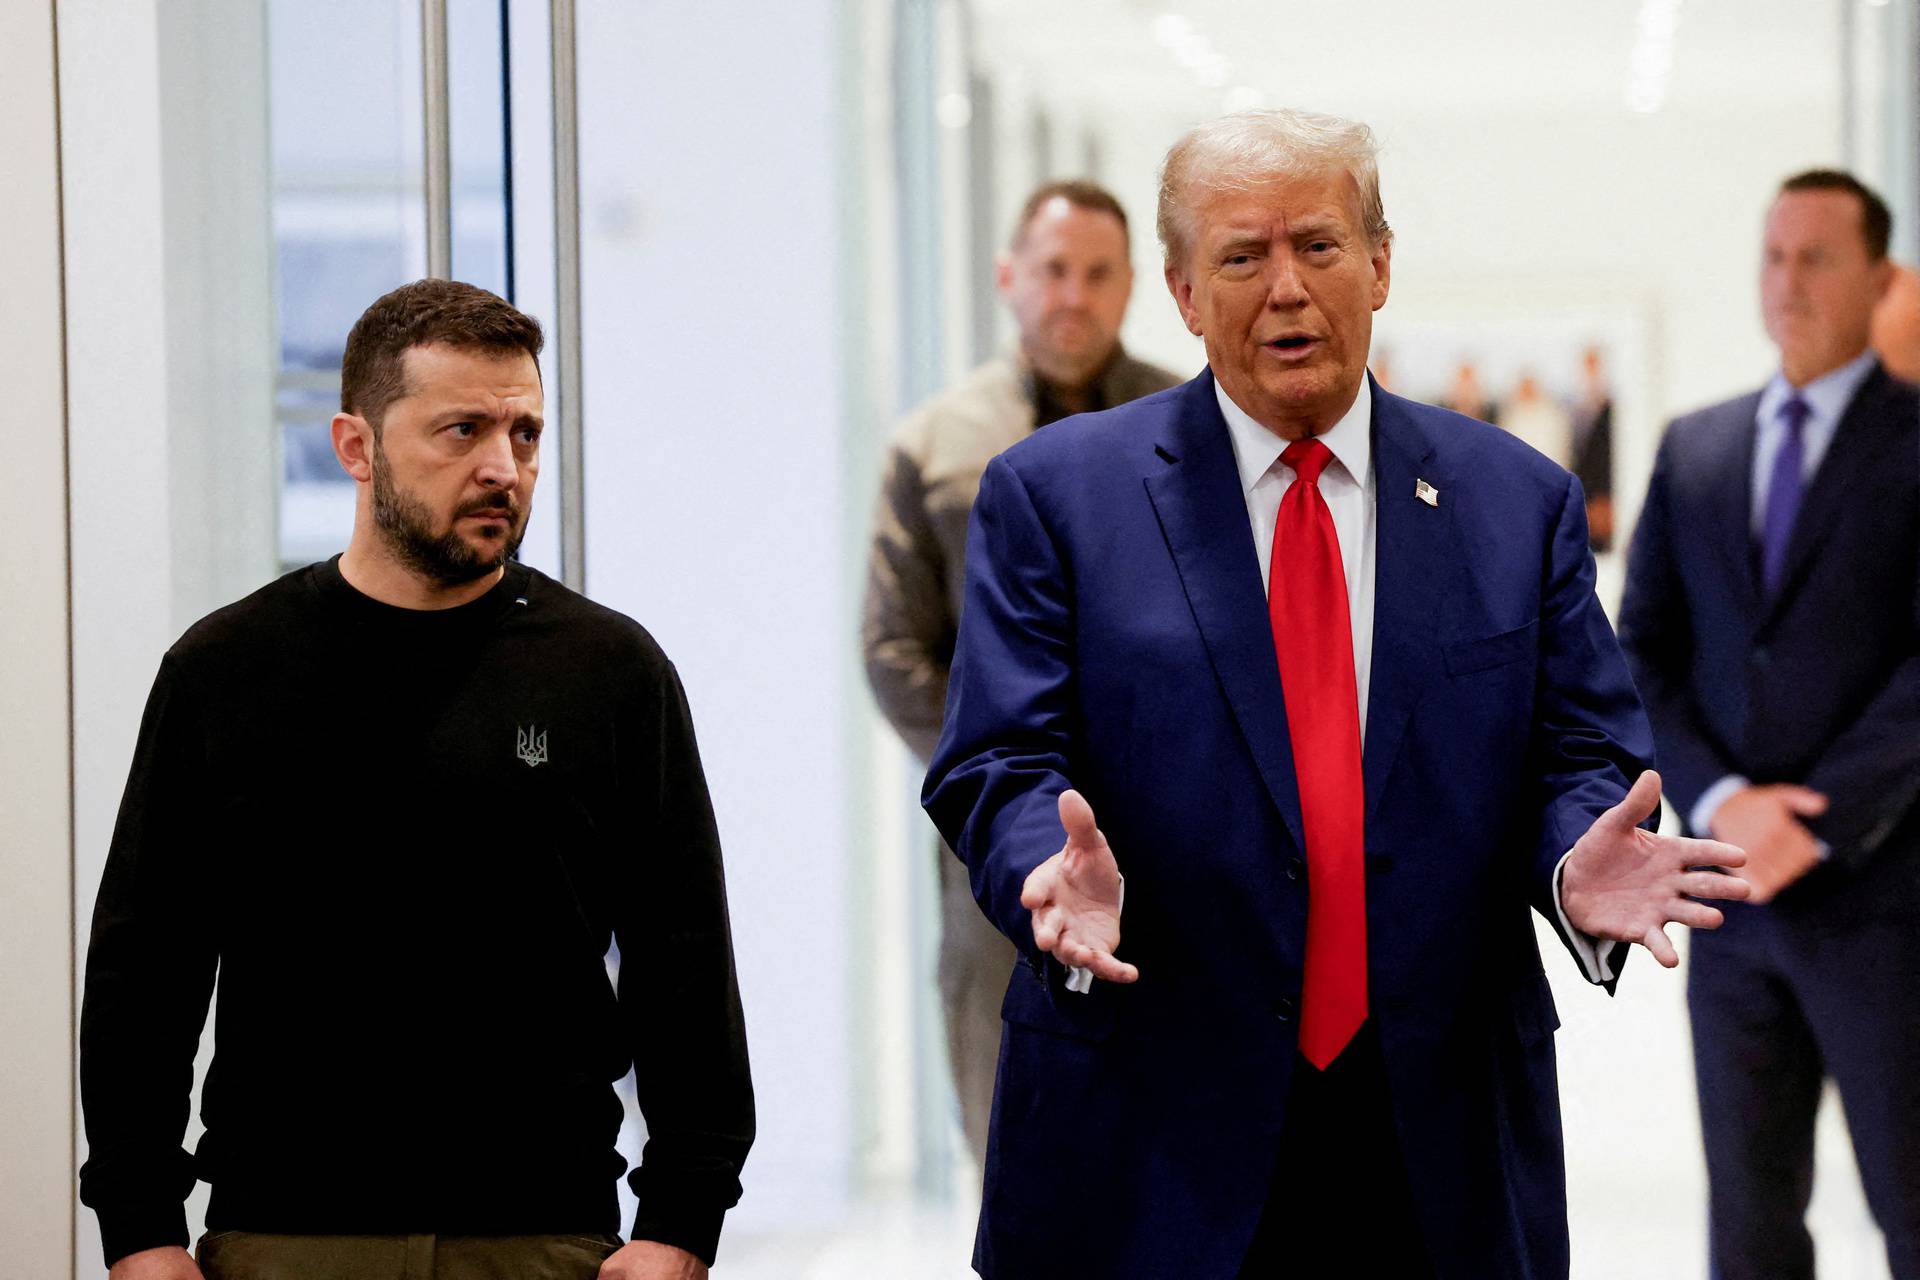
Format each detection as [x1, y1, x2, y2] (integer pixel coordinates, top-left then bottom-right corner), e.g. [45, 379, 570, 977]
[1616, 431, 1738, 827]
[922, 454, 1076, 975]
[1531, 472, 1659, 985]
[1800, 535, 1920, 869]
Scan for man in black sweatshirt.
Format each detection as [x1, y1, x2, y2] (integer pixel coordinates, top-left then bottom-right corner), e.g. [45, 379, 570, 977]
[79, 279, 754, 1280]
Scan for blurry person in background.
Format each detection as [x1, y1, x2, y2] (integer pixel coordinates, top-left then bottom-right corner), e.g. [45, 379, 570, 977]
[1873, 261, 1920, 382]
[1367, 345, 1394, 392]
[927, 108, 1749, 1279]
[1438, 356, 1496, 422]
[862, 179, 1182, 1168]
[79, 280, 754, 1280]
[1619, 169, 1920, 1280]
[1571, 345, 1616, 551]
[1498, 369, 1573, 468]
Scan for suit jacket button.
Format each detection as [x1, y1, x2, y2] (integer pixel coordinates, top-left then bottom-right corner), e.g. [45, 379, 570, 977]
[1753, 647, 1771, 668]
[1286, 857, 1304, 881]
[1274, 997, 1297, 1022]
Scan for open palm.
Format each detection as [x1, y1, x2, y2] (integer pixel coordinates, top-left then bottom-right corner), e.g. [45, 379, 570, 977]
[1020, 790, 1138, 983]
[1561, 770, 1752, 967]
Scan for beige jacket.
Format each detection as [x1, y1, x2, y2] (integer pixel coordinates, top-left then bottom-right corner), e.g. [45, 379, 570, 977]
[861, 350, 1185, 760]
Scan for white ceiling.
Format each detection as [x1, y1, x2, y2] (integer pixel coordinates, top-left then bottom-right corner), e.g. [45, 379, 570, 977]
[972, 0, 1859, 118]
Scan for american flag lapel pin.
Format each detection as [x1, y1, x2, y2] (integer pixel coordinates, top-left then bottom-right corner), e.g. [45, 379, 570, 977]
[1415, 478, 1439, 507]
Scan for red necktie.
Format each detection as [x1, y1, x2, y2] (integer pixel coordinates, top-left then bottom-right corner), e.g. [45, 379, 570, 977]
[1269, 439, 1367, 1070]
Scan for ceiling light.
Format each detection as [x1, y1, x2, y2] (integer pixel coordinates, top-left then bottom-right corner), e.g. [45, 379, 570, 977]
[1151, 14, 1191, 47]
[1625, 0, 1683, 114]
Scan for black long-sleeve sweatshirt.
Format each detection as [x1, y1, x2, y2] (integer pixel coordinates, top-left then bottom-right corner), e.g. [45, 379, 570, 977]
[79, 557, 755, 1267]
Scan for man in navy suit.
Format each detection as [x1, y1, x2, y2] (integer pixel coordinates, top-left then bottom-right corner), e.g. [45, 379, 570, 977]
[1619, 170, 1920, 1280]
[924, 108, 1750, 1280]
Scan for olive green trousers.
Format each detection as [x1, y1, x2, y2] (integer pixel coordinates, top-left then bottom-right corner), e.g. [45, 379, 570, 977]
[194, 1230, 623, 1280]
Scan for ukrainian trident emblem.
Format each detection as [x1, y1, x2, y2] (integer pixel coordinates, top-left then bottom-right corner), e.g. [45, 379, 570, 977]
[516, 725, 549, 767]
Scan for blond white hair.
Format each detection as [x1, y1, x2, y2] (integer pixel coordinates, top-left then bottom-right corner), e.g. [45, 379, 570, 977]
[1157, 109, 1391, 267]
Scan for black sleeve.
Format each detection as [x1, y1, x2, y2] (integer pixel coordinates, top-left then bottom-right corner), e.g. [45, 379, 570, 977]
[616, 660, 755, 1266]
[78, 653, 220, 1266]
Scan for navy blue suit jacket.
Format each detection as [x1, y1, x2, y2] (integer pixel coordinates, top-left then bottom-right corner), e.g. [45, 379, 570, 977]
[924, 372, 1655, 1279]
[1618, 364, 1920, 888]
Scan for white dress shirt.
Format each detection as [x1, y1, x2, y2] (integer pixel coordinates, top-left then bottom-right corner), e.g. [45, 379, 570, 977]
[1067, 376, 1613, 991]
[1217, 375, 1377, 737]
[1689, 349, 1878, 841]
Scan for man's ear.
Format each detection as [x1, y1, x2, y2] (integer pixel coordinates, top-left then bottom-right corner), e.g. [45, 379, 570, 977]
[1869, 256, 1897, 307]
[1370, 239, 1393, 312]
[1164, 264, 1203, 338]
[332, 412, 376, 483]
[994, 252, 1015, 302]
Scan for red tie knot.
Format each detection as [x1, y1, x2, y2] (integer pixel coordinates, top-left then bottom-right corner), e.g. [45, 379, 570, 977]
[1282, 438, 1335, 487]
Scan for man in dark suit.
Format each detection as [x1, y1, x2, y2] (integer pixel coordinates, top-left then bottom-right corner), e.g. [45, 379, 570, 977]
[1619, 170, 1920, 1280]
[924, 108, 1749, 1280]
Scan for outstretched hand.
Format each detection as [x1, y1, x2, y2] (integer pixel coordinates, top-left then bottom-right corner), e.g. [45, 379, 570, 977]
[1019, 790, 1138, 984]
[1560, 770, 1751, 968]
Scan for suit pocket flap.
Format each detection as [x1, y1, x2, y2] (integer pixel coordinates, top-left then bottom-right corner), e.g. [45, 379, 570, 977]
[1000, 960, 1118, 1042]
[1513, 970, 1561, 1046]
[1444, 620, 1538, 677]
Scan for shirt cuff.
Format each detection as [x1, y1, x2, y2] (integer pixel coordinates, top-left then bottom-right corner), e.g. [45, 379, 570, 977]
[94, 1201, 190, 1269]
[1064, 875, 1123, 995]
[1689, 774, 1750, 838]
[1553, 850, 1617, 984]
[630, 1204, 727, 1269]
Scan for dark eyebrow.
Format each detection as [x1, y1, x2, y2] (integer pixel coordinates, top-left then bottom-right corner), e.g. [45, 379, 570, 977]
[436, 407, 497, 424]
[436, 407, 543, 429]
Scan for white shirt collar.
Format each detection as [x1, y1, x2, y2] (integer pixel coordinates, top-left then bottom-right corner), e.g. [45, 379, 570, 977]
[1758, 348, 1877, 429]
[1215, 374, 1373, 496]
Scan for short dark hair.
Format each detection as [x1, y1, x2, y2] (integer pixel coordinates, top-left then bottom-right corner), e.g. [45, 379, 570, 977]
[1778, 169, 1893, 260]
[341, 279, 545, 433]
[1010, 179, 1131, 252]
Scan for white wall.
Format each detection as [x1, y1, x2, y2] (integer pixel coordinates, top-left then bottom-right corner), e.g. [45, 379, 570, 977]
[59, 1, 279, 1271]
[574, 0, 859, 1235]
[0, 2, 77, 1275]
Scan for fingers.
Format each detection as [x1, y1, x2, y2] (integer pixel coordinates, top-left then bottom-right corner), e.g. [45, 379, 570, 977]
[1058, 789, 1101, 851]
[1020, 855, 1060, 911]
[1603, 769, 1663, 831]
[1678, 836, 1747, 868]
[1678, 869, 1751, 901]
[1665, 899, 1725, 931]
[1776, 784, 1830, 817]
[1057, 934, 1140, 984]
[1641, 922, 1680, 968]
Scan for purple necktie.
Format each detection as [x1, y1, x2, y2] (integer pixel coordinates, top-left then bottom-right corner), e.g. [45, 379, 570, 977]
[1760, 395, 1811, 596]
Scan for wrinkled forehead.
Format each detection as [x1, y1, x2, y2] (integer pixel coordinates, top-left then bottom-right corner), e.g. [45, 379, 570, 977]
[396, 343, 544, 408]
[1191, 168, 1363, 238]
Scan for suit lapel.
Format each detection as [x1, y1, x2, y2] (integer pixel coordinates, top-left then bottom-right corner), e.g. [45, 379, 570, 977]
[1692, 391, 1765, 614]
[1759, 366, 1894, 633]
[1142, 372, 1306, 854]
[1362, 388, 1449, 821]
